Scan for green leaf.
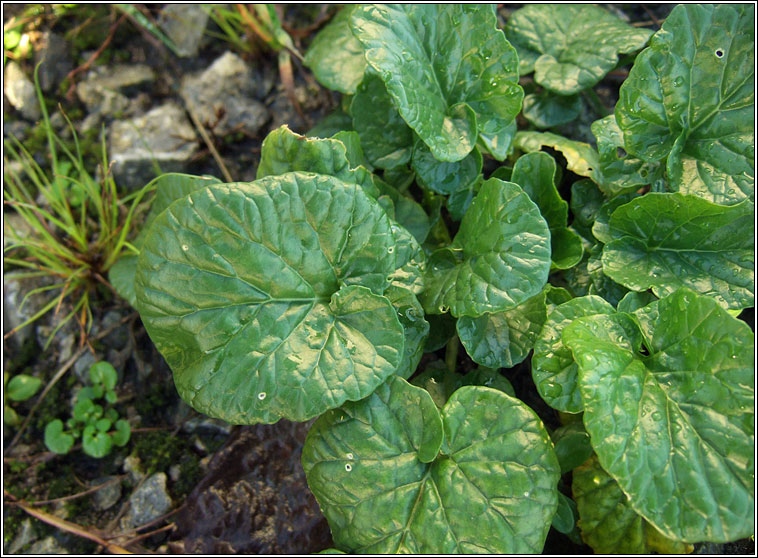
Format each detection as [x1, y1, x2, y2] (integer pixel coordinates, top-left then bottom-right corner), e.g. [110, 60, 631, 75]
[445, 175, 482, 222]
[90, 361, 118, 391]
[73, 398, 96, 422]
[411, 138, 482, 196]
[601, 193, 754, 310]
[350, 5, 522, 162]
[544, 284, 573, 312]
[514, 131, 603, 187]
[586, 244, 629, 307]
[332, 131, 370, 170]
[552, 492, 577, 535]
[569, 179, 604, 242]
[350, 72, 413, 169]
[551, 422, 593, 475]
[616, 4, 754, 205]
[112, 419, 131, 447]
[573, 455, 694, 554]
[385, 286, 429, 380]
[531, 295, 615, 414]
[304, 5, 367, 94]
[505, 4, 652, 95]
[96, 417, 112, 432]
[307, 107, 354, 139]
[522, 92, 581, 129]
[4, 405, 20, 426]
[257, 125, 380, 199]
[563, 289, 754, 542]
[109, 173, 222, 308]
[421, 178, 551, 317]
[423, 314, 457, 353]
[590, 191, 639, 244]
[44, 419, 75, 454]
[6, 374, 42, 402]
[105, 390, 118, 404]
[135, 173, 405, 424]
[590, 115, 662, 195]
[303, 377, 559, 553]
[616, 291, 658, 314]
[511, 152, 583, 270]
[82, 424, 113, 458]
[457, 289, 547, 369]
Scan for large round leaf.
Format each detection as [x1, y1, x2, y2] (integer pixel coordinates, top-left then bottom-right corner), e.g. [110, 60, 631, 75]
[601, 193, 754, 310]
[302, 376, 560, 553]
[531, 295, 615, 414]
[505, 4, 652, 94]
[135, 172, 406, 424]
[615, 4, 754, 205]
[573, 455, 694, 554]
[563, 289, 754, 542]
[421, 178, 551, 318]
[350, 5, 522, 162]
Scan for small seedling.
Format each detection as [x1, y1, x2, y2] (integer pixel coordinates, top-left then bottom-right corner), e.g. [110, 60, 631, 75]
[44, 361, 130, 458]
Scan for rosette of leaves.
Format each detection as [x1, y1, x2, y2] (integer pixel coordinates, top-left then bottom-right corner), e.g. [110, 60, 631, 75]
[615, 4, 754, 205]
[44, 361, 130, 458]
[505, 4, 653, 95]
[134, 171, 427, 425]
[302, 376, 560, 553]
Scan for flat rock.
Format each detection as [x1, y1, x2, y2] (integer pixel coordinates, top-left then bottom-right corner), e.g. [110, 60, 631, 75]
[108, 102, 198, 190]
[3, 61, 40, 121]
[121, 472, 173, 529]
[158, 4, 209, 57]
[180, 51, 269, 137]
[76, 64, 155, 115]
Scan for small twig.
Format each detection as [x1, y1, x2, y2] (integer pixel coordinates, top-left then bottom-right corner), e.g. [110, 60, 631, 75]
[7, 312, 138, 451]
[109, 505, 184, 539]
[24, 476, 126, 506]
[122, 523, 174, 546]
[9, 499, 132, 554]
[184, 102, 234, 183]
[65, 13, 128, 101]
[445, 337, 459, 373]
[630, 20, 656, 28]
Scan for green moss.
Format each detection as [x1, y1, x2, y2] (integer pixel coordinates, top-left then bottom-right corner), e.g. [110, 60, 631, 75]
[132, 431, 184, 476]
[171, 453, 203, 500]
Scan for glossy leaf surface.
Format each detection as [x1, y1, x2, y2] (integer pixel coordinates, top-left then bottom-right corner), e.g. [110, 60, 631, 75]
[135, 173, 406, 424]
[412, 364, 515, 410]
[616, 4, 754, 205]
[573, 456, 694, 554]
[351, 4, 522, 162]
[303, 377, 560, 553]
[531, 295, 615, 413]
[591, 115, 663, 195]
[411, 138, 482, 196]
[305, 5, 367, 94]
[506, 4, 652, 94]
[511, 152, 583, 269]
[514, 131, 602, 186]
[564, 289, 754, 542]
[385, 286, 429, 379]
[457, 289, 547, 369]
[601, 193, 754, 309]
[421, 178, 551, 317]
[522, 92, 581, 129]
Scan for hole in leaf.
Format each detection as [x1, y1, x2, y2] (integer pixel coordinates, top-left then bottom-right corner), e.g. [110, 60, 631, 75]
[715, 49, 724, 58]
[616, 147, 627, 159]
